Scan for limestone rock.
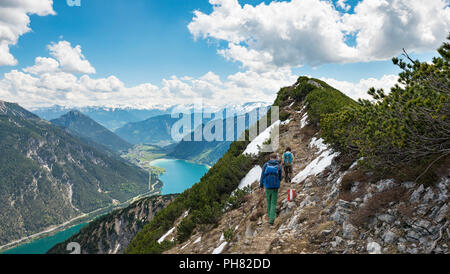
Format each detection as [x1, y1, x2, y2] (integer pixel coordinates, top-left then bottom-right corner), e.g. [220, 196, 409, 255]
[367, 241, 382, 254]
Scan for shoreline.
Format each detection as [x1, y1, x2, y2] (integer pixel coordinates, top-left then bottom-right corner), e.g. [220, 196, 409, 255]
[150, 157, 212, 170]
[0, 189, 160, 253]
[0, 159, 206, 253]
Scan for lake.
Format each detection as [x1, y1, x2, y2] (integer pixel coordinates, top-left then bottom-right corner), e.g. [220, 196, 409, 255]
[151, 159, 210, 195]
[1, 159, 209, 254]
[1, 223, 87, 254]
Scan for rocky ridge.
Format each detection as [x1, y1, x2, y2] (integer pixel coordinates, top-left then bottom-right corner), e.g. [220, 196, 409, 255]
[163, 81, 449, 254]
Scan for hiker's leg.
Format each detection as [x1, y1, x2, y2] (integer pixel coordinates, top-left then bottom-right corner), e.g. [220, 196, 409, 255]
[288, 166, 292, 182]
[283, 166, 288, 182]
[265, 189, 271, 217]
[269, 189, 279, 224]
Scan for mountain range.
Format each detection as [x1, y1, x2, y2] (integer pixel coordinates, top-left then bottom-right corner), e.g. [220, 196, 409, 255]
[32, 106, 173, 132]
[51, 110, 132, 154]
[168, 111, 268, 165]
[0, 101, 150, 246]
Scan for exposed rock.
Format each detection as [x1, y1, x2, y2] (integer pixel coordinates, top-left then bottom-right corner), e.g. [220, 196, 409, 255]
[382, 231, 397, 244]
[351, 182, 360, 193]
[342, 221, 357, 240]
[377, 214, 396, 224]
[375, 179, 395, 193]
[410, 185, 425, 203]
[422, 187, 435, 203]
[307, 80, 322, 89]
[331, 208, 349, 225]
[321, 229, 332, 236]
[398, 242, 406, 252]
[402, 182, 416, 189]
[367, 241, 382, 254]
[245, 225, 255, 238]
[435, 204, 448, 223]
[47, 194, 177, 254]
[406, 230, 420, 242]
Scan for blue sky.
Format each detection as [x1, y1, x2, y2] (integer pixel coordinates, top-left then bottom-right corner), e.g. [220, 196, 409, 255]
[2, 0, 433, 83]
[1, 0, 231, 85]
[0, 0, 448, 108]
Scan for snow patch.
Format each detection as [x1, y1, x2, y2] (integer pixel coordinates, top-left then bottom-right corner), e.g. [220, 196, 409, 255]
[181, 241, 190, 250]
[281, 119, 291, 125]
[238, 165, 262, 190]
[292, 149, 340, 184]
[243, 120, 280, 156]
[310, 137, 327, 154]
[212, 241, 228, 254]
[157, 227, 175, 244]
[350, 158, 363, 169]
[113, 243, 121, 254]
[300, 114, 308, 128]
[194, 237, 202, 244]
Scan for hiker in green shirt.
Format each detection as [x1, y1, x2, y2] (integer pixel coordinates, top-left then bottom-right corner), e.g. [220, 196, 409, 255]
[260, 153, 283, 226]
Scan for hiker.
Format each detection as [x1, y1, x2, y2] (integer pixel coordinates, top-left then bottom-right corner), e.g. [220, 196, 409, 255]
[260, 153, 282, 226]
[283, 147, 294, 183]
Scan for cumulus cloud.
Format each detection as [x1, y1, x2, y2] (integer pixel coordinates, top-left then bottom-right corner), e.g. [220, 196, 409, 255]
[0, 56, 400, 109]
[0, 65, 296, 109]
[23, 57, 59, 74]
[48, 41, 96, 74]
[0, 0, 55, 66]
[188, 0, 450, 71]
[319, 74, 399, 101]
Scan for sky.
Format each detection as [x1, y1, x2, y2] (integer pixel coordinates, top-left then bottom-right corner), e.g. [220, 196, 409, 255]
[0, 0, 448, 109]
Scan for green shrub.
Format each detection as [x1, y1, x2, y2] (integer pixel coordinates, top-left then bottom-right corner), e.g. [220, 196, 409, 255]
[176, 217, 196, 243]
[321, 37, 450, 174]
[226, 186, 252, 210]
[223, 227, 234, 242]
[279, 111, 290, 122]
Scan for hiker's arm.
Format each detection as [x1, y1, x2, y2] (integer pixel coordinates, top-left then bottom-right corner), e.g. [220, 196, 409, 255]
[259, 164, 266, 188]
[278, 165, 283, 181]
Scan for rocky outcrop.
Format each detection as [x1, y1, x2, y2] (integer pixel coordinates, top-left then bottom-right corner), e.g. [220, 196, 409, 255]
[47, 194, 177, 254]
[164, 86, 449, 254]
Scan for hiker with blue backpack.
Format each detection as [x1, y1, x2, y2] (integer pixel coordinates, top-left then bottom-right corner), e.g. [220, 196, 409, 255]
[283, 147, 294, 183]
[260, 153, 283, 226]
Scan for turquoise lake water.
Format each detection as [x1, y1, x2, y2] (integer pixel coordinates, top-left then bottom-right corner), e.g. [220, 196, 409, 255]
[151, 159, 210, 195]
[1, 223, 87, 254]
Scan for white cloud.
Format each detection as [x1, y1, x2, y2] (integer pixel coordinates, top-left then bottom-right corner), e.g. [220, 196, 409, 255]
[23, 57, 59, 74]
[0, 65, 295, 109]
[336, 0, 351, 11]
[0, 0, 55, 66]
[78, 75, 124, 93]
[188, 0, 450, 71]
[0, 38, 402, 109]
[48, 41, 96, 74]
[320, 74, 399, 101]
[1, 58, 400, 109]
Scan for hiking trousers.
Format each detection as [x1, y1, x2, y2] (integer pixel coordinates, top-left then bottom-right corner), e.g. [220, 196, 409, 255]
[265, 188, 279, 224]
[284, 164, 293, 183]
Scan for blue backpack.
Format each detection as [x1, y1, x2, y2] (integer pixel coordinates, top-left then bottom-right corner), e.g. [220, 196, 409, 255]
[284, 152, 293, 165]
[264, 164, 280, 189]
